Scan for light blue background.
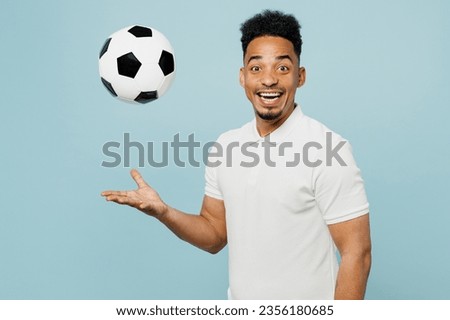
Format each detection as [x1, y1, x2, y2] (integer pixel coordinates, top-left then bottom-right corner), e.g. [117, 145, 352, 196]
[1, 0, 449, 299]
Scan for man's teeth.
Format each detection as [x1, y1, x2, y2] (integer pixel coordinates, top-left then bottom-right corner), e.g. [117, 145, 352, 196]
[258, 92, 281, 99]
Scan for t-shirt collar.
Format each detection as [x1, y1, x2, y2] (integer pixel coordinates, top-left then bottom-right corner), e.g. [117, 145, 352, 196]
[251, 103, 304, 143]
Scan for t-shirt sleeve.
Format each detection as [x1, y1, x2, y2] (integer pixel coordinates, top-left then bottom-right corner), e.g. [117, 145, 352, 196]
[204, 142, 224, 200]
[313, 139, 369, 224]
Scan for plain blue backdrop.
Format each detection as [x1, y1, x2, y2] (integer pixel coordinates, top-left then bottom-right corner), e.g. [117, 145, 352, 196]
[1, 0, 449, 299]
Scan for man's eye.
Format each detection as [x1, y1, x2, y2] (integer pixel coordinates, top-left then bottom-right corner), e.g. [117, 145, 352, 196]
[279, 66, 289, 72]
[250, 66, 261, 72]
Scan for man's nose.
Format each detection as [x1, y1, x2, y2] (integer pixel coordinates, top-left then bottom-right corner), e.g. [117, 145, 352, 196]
[260, 70, 278, 87]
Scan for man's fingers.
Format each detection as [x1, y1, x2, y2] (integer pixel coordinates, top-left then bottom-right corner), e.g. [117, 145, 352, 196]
[101, 190, 128, 196]
[105, 194, 139, 205]
[130, 169, 149, 189]
[104, 194, 127, 202]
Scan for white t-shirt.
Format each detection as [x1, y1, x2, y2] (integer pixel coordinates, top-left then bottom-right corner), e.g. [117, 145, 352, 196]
[205, 105, 369, 299]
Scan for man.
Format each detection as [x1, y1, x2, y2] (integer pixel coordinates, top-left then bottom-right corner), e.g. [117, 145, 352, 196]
[102, 10, 371, 300]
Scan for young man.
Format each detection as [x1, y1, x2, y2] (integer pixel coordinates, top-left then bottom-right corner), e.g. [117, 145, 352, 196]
[102, 10, 371, 300]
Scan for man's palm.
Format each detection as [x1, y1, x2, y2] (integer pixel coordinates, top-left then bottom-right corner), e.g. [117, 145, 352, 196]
[101, 169, 168, 218]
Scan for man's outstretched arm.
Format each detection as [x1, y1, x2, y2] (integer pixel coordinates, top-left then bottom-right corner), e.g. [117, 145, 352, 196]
[328, 214, 372, 299]
[101, 169, 227, 254]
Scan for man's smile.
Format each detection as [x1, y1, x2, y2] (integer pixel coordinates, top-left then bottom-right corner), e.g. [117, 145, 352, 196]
[256, 90, 283, 104]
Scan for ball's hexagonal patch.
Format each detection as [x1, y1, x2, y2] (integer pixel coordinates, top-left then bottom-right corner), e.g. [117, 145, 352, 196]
[135, 91, 158, 104]
[157, 72, 175, 98]
[117, 52, 142, 78]
[134, 64, 164, 93]
[128, 26, 153, 38]
[99, 38, 112, 59]
[101, 77, 117, 97]
[158, 50, 175, 76]
[111, 75, 141, 101]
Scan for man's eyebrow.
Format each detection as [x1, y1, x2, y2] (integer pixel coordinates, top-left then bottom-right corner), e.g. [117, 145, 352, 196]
[276, 55, 293, 62]
[246, 54, 293, 64]
[246, 55, 262, 64]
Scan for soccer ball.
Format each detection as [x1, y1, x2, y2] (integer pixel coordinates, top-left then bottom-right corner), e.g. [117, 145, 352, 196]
[99, 25, 176, 104]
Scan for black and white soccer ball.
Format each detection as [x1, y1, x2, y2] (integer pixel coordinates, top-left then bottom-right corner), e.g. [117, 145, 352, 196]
[99, 25, 175, 104]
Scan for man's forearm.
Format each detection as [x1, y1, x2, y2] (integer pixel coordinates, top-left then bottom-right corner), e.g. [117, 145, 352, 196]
[157, 206, 226, 254]
[334, 252, 371, 299]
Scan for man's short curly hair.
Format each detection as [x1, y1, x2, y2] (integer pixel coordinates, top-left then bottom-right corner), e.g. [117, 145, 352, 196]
[240, 10, 302, 62]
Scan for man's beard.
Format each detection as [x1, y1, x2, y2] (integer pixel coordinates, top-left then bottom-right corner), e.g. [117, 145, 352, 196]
[256, 109, 283, 121]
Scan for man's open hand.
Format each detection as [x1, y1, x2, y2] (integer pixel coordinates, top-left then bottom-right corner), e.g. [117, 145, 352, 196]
[101, 169, 168, 219]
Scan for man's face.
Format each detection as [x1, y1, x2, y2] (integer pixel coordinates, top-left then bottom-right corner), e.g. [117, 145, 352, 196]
[240, 36, 305, 122]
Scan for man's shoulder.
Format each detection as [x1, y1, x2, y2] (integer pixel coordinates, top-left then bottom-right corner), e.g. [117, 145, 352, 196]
[294, 113, 345, 142]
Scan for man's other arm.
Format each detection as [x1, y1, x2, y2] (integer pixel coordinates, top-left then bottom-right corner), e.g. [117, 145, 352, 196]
[328, 213, 372, 299]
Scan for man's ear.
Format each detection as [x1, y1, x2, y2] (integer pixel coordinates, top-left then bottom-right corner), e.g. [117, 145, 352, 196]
[297, 67, 306, 88]
[239, 67, 245, 88]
